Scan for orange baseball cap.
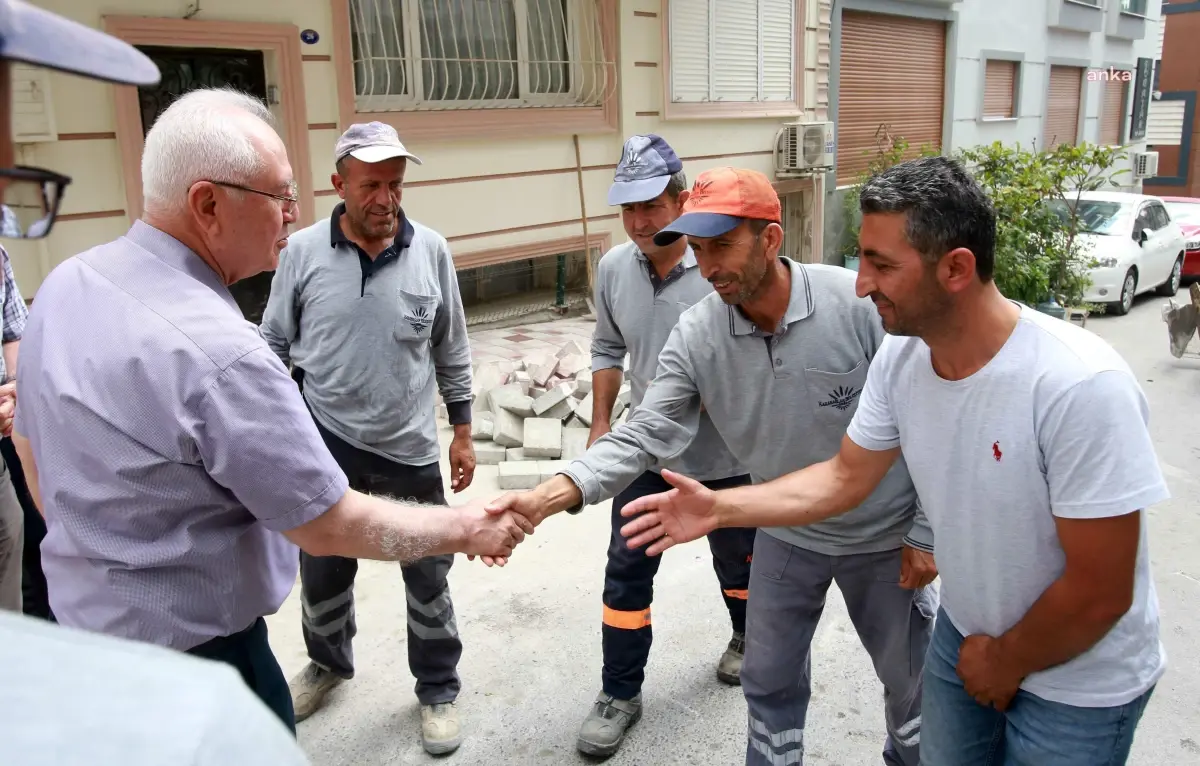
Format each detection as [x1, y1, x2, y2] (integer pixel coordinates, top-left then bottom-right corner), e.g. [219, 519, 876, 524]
[653, 166, 782, 246]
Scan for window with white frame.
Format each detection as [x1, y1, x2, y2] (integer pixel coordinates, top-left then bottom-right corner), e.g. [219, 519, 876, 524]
[349, 0, 612, 111]
[668, 0, 795, 105]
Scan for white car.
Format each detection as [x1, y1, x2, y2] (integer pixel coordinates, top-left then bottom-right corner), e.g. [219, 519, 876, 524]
[1049, 191, 1187, 316]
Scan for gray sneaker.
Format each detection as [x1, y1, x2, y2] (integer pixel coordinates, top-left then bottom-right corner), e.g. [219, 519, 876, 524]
[576, 692, 643, 757]
[717, 631, 745, 685]
[289, 662, 344, 723]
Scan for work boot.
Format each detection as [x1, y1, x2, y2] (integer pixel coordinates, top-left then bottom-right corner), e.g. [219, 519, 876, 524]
[289, 662, 344, 723]
[717, 631, 745, 685]
[577, 692, 643, 757]
[421, 702, 462, 755]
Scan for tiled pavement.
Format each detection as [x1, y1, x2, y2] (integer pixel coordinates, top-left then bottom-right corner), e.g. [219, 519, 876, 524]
[467, 314, 597, 365]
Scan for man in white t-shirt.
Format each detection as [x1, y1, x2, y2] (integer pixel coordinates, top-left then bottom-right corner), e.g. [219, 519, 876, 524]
[616, 156, 1167, 765]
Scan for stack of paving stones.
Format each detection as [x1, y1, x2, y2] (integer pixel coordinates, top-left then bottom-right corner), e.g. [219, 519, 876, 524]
[435, 340, 631, 490]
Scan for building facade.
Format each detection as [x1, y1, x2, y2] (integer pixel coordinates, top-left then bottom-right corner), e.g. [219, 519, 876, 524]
[1143, 0, 1199, 196]
[823, 0, 1164, 261]
[8, 0, 832, 319]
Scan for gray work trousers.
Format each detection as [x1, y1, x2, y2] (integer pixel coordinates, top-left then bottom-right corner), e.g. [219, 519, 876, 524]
[0, 457, 23, 613]
[742, 533, 937, 766]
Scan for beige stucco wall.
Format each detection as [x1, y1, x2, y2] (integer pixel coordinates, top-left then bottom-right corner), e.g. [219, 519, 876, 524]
[10, 0, 830, 296]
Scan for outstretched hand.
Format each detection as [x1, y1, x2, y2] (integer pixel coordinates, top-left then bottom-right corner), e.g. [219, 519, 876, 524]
[618, 469, 719, 556]
[457, 498, 535, 568]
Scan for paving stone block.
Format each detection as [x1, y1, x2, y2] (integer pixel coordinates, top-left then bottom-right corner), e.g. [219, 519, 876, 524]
[490, 386, 535, 418]
[545, 398, 575, 421]
[498, 461, 541, 490]
[491, 409, 525, 448]
[511, 370, 533, 395]
[574, 391, 594, 426]
[523, 418, 563, 458]
[561, 428, 589, 461]
[472, 361, 508, 397]
[556, 340, 586, 359]
[565, 415, 589, 429]
[506, 447, 525, 461]
[529, 357, 559, 387]
[474, 441, 507, 465]
[533, 382, 574, 415]
[617, 383, 632, 407]
[471, 417, 493, 440]
[610, 399, 627, 425]
[573, 370, 592, 396]
[537, 460, 568, 484]
[556, 353, 589, 377]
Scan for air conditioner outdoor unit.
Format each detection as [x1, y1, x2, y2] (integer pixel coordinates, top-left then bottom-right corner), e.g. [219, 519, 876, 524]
[774, 121, 835, 177]
[1133, 151, 1159, 180]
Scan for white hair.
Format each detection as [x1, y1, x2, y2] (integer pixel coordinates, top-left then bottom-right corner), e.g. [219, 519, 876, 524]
[141, 87, 277, 216]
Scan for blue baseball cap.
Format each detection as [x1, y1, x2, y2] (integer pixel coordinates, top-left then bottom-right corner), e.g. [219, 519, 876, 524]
[0, 0, 160, 86]
[608, 134, 683, 206]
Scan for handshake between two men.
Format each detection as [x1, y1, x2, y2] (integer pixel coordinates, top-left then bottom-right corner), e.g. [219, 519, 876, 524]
[463, 468, 742, 567]
[463, 467, 937, 594]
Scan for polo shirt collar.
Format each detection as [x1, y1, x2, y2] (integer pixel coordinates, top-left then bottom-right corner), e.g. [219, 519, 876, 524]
[329, 202, 414, 251]
[632, 243, 698, 269]
[728, 257, 814, 336]
[124, 220, 240, 314]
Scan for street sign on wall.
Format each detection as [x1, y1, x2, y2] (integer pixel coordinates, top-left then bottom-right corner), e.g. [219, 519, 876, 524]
[1130, 56, 1154, 141]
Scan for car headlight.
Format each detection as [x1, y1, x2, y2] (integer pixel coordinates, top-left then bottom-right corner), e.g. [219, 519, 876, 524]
[1187, 239, 1200, 251]
[1095, 257, 1119, 268]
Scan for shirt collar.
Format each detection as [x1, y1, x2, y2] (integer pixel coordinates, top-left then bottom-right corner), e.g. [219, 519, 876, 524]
[124, 220, 240, 314]
[329, 202, 414, 251]
[633, 243, 698, 269]
[728, 257, 814, 336]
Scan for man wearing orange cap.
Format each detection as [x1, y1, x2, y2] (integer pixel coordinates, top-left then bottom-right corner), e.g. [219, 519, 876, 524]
[486, 166, 936, 765]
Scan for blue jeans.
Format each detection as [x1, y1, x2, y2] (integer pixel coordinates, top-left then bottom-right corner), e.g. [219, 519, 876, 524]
[922, 608, 1154, 765]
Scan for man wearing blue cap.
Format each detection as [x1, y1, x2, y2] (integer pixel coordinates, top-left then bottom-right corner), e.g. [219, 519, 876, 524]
[564, 135, 757, 757]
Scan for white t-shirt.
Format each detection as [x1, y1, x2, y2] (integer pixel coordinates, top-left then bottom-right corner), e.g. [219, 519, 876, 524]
[847, 304, 1168, 708]
[0, 611, 310, 765]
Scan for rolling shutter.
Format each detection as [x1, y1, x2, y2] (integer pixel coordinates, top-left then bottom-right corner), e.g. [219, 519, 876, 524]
[983, 60, 1017, 119]
[1045, 65, 1083, 150]
[1099, 74, 1128, 146]
[668, 1, 711, 103]
[836, 11, 946, 185]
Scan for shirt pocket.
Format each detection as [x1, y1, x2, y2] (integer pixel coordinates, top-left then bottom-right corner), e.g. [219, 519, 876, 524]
[393, 289, 439, 343]
[804, 360, 869, 428]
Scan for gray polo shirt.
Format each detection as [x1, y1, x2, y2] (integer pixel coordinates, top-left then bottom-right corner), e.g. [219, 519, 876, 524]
[591, 241, 743, 481]
[562, 258, 933, 556]
[12, 221, 349, 651]
[260, 204, 473, 466]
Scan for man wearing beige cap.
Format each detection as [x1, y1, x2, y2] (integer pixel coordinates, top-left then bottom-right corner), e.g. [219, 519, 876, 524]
[261, 121, 475, 753]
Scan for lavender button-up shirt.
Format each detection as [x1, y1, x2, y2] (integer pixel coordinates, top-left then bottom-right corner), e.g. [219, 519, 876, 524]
[13, 221, 349, 651]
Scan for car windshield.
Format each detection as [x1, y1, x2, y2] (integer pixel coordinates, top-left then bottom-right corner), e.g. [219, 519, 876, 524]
[1046, 198, 1132, 235]
[1165, 201, 1200, 226]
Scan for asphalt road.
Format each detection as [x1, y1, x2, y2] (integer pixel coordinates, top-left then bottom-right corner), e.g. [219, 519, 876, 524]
[273, 290, 1200, 766]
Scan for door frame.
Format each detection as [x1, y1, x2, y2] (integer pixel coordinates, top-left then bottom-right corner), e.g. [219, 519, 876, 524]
[102, 16, 314, 227]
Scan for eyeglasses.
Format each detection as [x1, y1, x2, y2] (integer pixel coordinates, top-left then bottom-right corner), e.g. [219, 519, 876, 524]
[205, 180, 299, 211]
[0, 165, 72, 240]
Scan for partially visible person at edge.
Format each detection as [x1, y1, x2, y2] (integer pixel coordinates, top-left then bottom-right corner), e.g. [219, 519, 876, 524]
[0, 3, 308, 764]
[619, 156, 1167, 766]
[260, 121, 476, 755]
[546, 135, 758, 758]
[11, 87, 531, 734]
[0, 203, 25, 614]
[486, 167, 936, 766]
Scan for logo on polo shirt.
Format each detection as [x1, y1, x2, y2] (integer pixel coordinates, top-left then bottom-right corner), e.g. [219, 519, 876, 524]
[819, 385, 861, 412]
[405, 305, 432, 334]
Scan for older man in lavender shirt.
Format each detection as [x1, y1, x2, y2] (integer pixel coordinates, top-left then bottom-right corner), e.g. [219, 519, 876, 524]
[10, 88, 531, 732]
